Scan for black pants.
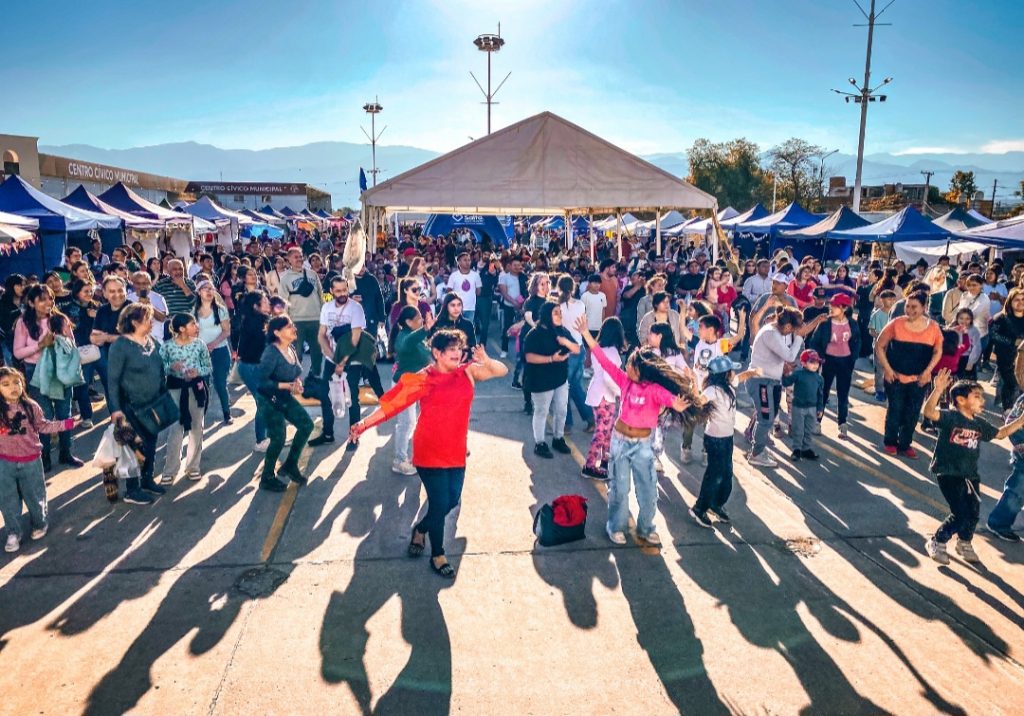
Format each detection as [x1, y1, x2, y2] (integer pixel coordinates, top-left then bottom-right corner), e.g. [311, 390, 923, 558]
[414, 466, 466, 557]
[822, 354, 855, 425]
[343, 363, 386, 429]
[124, 410, 158, 483]
[695, 435, 733, 513]
[934, 474, 981, 543]
[883, 380, 926, 451]
[500, 305, 517, 351]
[995, 354, 1018, 410]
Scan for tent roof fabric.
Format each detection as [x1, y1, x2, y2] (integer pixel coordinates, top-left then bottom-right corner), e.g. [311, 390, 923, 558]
[62, 185, 162, 230]
[98, 182, 191, 224]
[0, 176, 121, 232]
[241, 208, 284, 225]
[829, 205, 950, 243]
[779, 206, 871, 240]
[361, 111, 716, 214]
[260, 205, 288, 219]
[736, 202, 821, 235]
[183, 196, 253, 225]
[0, 209, 39, 230]
[958, 213, 1024, 246]
[931, 206, 990, 233]
[720, 203, 769, 229]
[676, 206, 741, 235]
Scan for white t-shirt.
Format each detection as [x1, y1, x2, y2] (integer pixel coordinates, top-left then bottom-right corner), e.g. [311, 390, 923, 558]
[127, 290, 168, 343]
[319, 298, 367, 352]
[703, 385, 736, 438]
[585, 346, 622, 406]
[498, 271, 522, 308]
[691, 338, 725, 391]
[446, 270, 482, 312]
[559, 299, 587, 344]
[580, 291, 607, 330]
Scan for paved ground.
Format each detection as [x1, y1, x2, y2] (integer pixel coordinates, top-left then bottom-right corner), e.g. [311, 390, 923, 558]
[1, 350, 1023, 715]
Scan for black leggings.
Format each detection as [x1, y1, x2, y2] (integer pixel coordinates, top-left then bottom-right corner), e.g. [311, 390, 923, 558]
[822, 354, 855, 425]
[414, 466, 467, 557]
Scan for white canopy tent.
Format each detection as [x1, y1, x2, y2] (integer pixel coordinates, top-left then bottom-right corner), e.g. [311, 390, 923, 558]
[360, 111, 716, 257]
[0, 211, 37, 246]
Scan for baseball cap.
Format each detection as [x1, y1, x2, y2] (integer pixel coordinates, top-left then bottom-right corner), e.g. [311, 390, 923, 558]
[830, 293, 853, 307]
[402, 248, 417, 257]
[706, 356, 742, 375]
[813, 286, 827, 298]
[800, 349, 821, 364]
[772, 272, 789, 283]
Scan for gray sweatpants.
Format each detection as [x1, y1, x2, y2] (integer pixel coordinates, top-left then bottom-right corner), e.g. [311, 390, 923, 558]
[747, 377, 781, 457]
[790, 406, 818, 451]
[0, 458, 48, 540]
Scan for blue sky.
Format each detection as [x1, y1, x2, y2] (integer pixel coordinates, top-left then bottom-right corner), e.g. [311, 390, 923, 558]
[3, 0, 1022, 156]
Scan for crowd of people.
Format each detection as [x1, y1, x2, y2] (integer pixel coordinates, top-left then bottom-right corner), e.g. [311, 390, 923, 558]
[1, 221, 1023, 574]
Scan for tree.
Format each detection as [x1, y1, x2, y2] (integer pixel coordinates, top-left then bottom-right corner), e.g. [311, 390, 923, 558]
[945, 170, 977, 205]
[767, 138, 824, 206]
[686, 138, 772, 210]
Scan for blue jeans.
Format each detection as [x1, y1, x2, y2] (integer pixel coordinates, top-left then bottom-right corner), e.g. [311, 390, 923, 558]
[237, 362, 267, 443]
[414, 466, 466, 557]
[988, 460, 1024, 531]
[0, 458, 48, 540]
[607, 431, 658, 537]
[462, 310, 475, 324]
[747, 377, 781, 457]
[564, 350, 594, 428]
[24, 363, 72, 455]
[695, 435, 733, 513]
[209, 345, 232, 418]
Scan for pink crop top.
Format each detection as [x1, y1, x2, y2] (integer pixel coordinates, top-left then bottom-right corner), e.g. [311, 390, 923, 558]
[590, 345, 676, 429]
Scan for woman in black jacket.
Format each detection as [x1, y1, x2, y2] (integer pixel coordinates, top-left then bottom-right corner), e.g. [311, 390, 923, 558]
[0, 274, 26, 367]
[989, 287, 1024, 409]
[431, 292, 476, 355]
[808, 293, 861, 440]
[236, 291, 271, 451]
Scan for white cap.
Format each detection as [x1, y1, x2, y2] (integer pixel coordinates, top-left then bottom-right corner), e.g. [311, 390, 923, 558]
[771, 272, 789, 283]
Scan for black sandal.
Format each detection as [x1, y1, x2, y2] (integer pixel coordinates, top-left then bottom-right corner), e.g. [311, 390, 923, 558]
[430, 558, 456, 579]
[407, 534, 425, 558]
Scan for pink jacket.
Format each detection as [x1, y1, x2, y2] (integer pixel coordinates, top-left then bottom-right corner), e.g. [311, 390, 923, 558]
[590, 346, 676, 429]
[0, 400, 73, 462]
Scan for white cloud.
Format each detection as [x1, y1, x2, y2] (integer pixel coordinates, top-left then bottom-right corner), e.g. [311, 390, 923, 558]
[980, 139, 1024, 153]
[892, 146, 969, 155]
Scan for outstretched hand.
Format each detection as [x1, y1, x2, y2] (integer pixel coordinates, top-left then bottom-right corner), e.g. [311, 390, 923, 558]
[471, 344, 489, 364]
[932, 367, 952, 392]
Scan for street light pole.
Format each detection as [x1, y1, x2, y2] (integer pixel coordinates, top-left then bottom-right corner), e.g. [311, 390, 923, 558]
[832, 0, 895, 213]
[361, 98, 386, 187]
[471, 26, 510, 135]
[819, 149, 839, 207]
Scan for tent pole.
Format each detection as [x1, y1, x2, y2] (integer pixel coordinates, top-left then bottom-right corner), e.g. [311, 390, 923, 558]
[710, 203, 723, 265]
[565, 211, 572, 252]
[655, 208, 662, 257]
[616, 211, 623, 261]
[588, 212, 595, 265]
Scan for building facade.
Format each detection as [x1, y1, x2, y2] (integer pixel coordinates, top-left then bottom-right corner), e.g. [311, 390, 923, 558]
[183, 181, 332, 213]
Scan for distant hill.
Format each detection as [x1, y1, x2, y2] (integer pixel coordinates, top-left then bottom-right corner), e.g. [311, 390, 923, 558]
[41, 141, 1024, 210]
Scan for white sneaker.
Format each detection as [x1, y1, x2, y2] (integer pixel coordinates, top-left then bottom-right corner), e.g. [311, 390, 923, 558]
[926, 537, 950, 565]
[748, 452, 778, 468]
[606, 526, 627, 545]
[654, 457, 665, 474]
[30, 524, 48, 540]
[681, 448, 692, 464]
[187, 469, 202, 481]
[641, 531, 662, 546]
[392, 461, 417, 475]
[159, 473, 174, 485]
[812, 421, 822, 435]
[700, 451, 708, 467]
[838, 423, 849, 440]
[955, 539, 981, 564]
[4, 533, 19, 553]
[254, 439, 270, 453]
[80, 419, 94, 429]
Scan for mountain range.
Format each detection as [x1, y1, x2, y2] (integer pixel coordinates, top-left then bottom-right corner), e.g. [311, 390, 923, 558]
[40, 141, 1024, 211]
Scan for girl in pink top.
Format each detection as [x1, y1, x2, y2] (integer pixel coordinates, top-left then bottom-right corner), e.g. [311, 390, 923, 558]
[576, 316, 709, 546]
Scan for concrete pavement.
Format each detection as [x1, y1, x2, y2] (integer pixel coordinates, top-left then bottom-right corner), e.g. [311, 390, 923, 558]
[1, 357, 1023, 715]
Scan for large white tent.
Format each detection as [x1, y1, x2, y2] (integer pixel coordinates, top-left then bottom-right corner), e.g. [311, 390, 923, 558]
[361, 111, 716, 256]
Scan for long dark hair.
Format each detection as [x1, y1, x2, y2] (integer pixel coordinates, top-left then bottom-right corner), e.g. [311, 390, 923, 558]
[626, 346, 711, 428]
[536, 301, 559, 331]
[0, 366, 38, 434]
[0, 274, 26, 308]
[704, 369, 736, 409]
[596, 316, 626, 350]
[389, 304, 421, 355]
[648, 323, 681, 357]
[239, 290, 267, 322]
[437, 292, 463, 324]
[22, 284, 55, 340]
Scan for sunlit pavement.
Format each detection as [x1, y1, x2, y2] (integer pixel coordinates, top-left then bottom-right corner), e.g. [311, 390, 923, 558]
[1, 356, 1023, 715]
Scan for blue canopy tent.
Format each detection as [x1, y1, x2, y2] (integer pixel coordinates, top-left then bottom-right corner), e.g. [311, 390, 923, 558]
[315, 209, 332, 219]
[735, 202, 820, 258]
[97, 182, 191, 224]
[280, 206, 298, 217]
[717, 203, 769, 257]
[777, 207, 870, 262]
[830, 205, 950, 243]
[260, 205, 288, 220]
[931, 206, 990, 233]
[63, 185, 159, 254]
[241, 222, 285, 240]
[0, 176, 121, 277]
[534, 215, 590, 232]
[423, 213, 514, 246]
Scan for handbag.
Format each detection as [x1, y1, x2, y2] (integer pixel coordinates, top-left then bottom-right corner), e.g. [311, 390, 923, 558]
[134, 390, 180, 435]
[533, 495, 588, 547]
[78, 344, 100, 365]
[289, 270, 316, 298]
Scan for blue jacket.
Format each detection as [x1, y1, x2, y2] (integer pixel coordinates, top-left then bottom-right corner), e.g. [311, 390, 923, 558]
[30, 336, 84, 399]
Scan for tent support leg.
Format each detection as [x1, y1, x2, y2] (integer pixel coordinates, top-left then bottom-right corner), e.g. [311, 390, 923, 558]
[655, 209, 662, 257]
[588, 212, 594, 265]
[616, 211, 623, 261]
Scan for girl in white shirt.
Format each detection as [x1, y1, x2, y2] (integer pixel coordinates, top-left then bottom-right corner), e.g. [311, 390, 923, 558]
[689, 357, 759, 528]
[647, 323, 692, 474]
[581, 317, 625, 480]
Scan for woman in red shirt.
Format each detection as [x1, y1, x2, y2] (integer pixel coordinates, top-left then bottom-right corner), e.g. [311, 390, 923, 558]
[787, 265, 818, 309]
[349, 330, 507, 578]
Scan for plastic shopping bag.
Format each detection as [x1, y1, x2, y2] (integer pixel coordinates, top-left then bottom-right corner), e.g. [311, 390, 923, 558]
[114, 443, 141, 480]
[329, 375, 351, 418]
[93, 426, 118, 469]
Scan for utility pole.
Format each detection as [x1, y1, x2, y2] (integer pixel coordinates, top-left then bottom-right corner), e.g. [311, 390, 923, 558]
[991, 179, 999, 213]
[832, 0, 895, 213]
[361, 98, 386, 187]
[471, 25, 510, 135]
[920, 169, 934, 214]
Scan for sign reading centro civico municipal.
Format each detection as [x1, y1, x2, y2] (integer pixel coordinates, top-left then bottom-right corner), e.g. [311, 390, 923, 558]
[184, 181, 307, 195]
[38, 154, 188, 193]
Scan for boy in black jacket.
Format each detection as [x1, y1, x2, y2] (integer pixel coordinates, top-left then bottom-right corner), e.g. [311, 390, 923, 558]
[782, 350, 824, 461]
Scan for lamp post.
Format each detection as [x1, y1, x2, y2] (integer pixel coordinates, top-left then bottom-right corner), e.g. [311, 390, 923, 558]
[471, 27, 510, 135]
[832, 0, 894, 213]
[361, 98, 386, 187]
[818, 149, 839, 207]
